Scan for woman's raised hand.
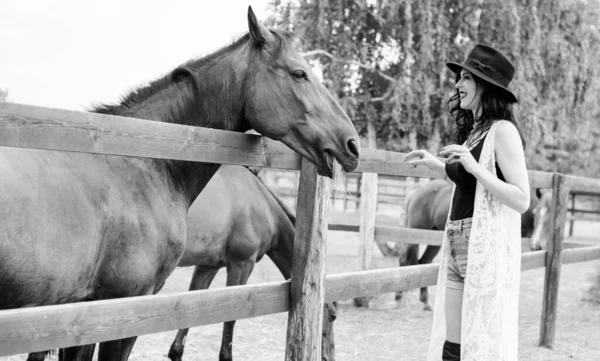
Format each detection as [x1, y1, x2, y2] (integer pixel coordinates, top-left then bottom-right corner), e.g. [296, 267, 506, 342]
[404, 149, 440, 170]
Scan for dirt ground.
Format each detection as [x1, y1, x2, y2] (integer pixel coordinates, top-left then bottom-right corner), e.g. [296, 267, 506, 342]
[3, 220, 600, 361]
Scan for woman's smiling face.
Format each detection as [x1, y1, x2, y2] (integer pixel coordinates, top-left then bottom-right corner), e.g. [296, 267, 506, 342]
[455, 70, 481, 112]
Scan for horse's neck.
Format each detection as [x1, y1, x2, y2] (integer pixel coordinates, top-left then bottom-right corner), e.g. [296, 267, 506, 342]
[120, 55, 250, 206]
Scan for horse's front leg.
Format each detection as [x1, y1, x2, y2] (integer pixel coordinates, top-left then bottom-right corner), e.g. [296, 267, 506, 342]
[220, 257, 256, 361]
[417, 245, 441, 311]
[168, 266, 220, 361]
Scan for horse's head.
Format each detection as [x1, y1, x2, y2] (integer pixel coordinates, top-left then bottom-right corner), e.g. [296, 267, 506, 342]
[529, 189, 553, 251]
[322, 301, 337, 361]
[241, 7, 360, 177]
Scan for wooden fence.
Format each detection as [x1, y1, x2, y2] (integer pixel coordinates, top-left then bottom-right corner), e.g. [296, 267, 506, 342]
[1, 102, 600, 358]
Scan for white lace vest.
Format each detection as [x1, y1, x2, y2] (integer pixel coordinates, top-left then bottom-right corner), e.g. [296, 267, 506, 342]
[427, 121, 522, 361]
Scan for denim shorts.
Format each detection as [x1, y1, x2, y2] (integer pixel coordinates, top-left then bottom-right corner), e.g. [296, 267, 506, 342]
[446, 217, 472, 290]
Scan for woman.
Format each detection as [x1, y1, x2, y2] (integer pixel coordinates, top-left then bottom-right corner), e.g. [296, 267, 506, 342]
[404, 44, 530, 361]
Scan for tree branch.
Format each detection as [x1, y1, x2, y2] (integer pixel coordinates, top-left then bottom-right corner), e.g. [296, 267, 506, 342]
[301, 49, 397, 83]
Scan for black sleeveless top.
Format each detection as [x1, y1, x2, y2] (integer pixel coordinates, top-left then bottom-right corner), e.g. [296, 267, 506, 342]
[445, 134, 505, 221]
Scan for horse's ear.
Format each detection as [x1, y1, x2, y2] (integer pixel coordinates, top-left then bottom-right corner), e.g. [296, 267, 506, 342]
[247, 6, 273, 45]
[171, 67, 195, 83]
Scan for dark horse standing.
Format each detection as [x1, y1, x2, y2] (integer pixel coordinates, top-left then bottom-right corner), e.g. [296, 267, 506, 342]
[395, 179, 551, 310]
[166, 165, 337, 361]
[1, 7, 359, 361]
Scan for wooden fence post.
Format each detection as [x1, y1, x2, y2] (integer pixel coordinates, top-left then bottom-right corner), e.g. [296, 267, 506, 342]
[539, 173, 570, 348]
[354, 119, 378, 308]
[285, 158, 331, 361]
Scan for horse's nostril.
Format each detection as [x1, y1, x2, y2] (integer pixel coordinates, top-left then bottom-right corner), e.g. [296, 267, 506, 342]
[347, 139, 360, 158]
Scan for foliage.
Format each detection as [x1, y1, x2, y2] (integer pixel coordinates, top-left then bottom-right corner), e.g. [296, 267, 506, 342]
[267, 0, 600, 177]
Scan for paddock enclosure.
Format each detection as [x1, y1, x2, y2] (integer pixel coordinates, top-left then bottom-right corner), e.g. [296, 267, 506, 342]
[1, 102, 600, 360]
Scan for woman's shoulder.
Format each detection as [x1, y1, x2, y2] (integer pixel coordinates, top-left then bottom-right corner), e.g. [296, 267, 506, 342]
[492, 120, 521, 147]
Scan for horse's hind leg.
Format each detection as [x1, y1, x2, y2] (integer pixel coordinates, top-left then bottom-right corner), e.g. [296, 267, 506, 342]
[395, 244, 419, 302]
[168, 266, 219, 361]
[417, 245, 441, 311]
[219, 258, 256, 361]
[58, 345, 96, 361]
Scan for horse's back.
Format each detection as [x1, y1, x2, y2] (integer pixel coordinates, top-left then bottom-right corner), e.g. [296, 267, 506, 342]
[406, 180, 452, 230]
[179, 165, 281, 267]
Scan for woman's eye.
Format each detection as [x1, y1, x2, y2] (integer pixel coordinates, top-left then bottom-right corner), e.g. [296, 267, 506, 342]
[291, 70, 307, 80]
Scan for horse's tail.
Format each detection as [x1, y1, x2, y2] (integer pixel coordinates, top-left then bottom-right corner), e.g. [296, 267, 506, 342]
[248, 168, 297, 227]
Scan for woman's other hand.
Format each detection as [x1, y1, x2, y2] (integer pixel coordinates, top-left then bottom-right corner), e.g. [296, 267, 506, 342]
[439, 144, 482, 174]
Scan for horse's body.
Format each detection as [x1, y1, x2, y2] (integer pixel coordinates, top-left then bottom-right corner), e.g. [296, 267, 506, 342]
[3, 8, 359, 361]
[396, 179, 550, 310]
[167, 165, 336, 361]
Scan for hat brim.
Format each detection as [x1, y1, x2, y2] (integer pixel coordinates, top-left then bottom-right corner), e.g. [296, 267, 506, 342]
[446, 62, 518, 103]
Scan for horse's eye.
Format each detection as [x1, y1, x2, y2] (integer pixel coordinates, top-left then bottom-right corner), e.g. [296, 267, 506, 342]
[291, 70, 307, 80]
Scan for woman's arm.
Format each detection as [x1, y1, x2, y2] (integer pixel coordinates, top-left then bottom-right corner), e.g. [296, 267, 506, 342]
[470, 121, 530, 213]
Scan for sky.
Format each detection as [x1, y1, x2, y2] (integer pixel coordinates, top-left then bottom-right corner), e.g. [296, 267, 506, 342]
[0, 0, 272, 111]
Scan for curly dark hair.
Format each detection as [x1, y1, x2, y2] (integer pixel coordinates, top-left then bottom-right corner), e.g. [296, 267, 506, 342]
[447, 72, 526, 149]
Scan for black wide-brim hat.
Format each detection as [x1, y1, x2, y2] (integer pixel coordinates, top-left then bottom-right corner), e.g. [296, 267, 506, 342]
[446, 44, 518, 103]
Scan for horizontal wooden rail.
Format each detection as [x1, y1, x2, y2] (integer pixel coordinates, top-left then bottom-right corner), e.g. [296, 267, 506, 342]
[327, 223, 542, 249]
[0, 102, 301, 169]
[566, 174, 600, 195]
[0, 281, 289, 356]
[0, 248, 559, 357]
[325, 264, 439, 302]
[0, 103, 565, 183]
[562, 245, 600, 264]
[530, 170, 554, 189]
[567, 208, 600, 215]
[522, 251, 547, 270]
[0, 103, 436, 178]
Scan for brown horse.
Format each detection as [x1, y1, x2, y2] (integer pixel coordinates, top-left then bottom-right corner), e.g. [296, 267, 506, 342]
[395, 179, 551, 310]
[3, 7, 359, 361]
[167, 165, 337, 361]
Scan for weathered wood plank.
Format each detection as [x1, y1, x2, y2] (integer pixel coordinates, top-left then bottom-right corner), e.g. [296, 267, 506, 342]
[566, 174, 600, 195]
[0, 102, 300, 169]
[562, 245, 600, 264]
[375, 226, 443, 246]
[521, 251, 547, 271]
[0, 103, 477, 178]
[0, 282, 289, 357]
[285, 159, 331, 361]
[325, 264, 439, 302]
[539, 173, 570, 348]
[355, 121, 379, 307]
[529, 170, 554, 189]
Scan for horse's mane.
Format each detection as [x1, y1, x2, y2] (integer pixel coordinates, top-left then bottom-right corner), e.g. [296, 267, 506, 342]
[90, 29, 295, 117]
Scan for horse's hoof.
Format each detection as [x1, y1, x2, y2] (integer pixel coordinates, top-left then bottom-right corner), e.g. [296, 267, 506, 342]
[423, 303, 433, 311]
[167, 347, 183, 361]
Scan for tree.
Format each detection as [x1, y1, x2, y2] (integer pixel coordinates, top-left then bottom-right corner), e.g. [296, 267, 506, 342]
[267, 0, 600, 177]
